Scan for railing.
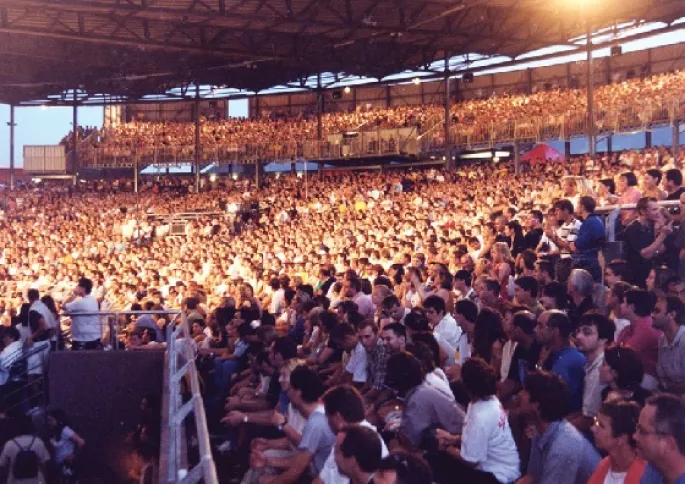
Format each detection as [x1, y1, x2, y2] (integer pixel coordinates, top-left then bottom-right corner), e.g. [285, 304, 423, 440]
[77, 127, 421, 168]
[451, 96, 683, 149]
[75, 96, 685, 167]
[165, 313, 218, 484]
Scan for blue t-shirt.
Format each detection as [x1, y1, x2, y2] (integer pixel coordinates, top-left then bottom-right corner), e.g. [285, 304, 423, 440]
[641, 463, 685, 484]
[545, 347, 587, 413]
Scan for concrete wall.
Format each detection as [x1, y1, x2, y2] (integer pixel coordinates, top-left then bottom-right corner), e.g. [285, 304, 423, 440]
[48, 350, 165, 483]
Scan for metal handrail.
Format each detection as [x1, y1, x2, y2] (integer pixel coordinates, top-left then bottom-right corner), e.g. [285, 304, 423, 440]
[166, 313, 218, 484]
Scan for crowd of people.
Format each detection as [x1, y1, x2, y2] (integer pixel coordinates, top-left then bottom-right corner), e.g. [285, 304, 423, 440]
[62, 69, 685, 163]
[1, 138, 685, 482]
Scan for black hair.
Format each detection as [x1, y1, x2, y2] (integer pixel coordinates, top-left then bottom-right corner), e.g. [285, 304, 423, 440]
[606, 260, 630, 281]
[462, 357, 497, 400]
[524, 370, 570, 422]
[27, 289, 39, 302]
[289, 365, 325, 403]
[385, 352, 425, 395]
[621, 172, 638, 187]
[599, 400, 641, 449]
[382, 322, 406, 339]
[377, 453, 433, 484]
[408, 333, 441, 369]
[666, 168, 683, 187]
[554, 199, 575, 215]
[541, 281, 568, 310]
[625, 289, 654, 317]
[547, 311, 574, 339]
[579, 196, 596, 214]
[454, 269, 472, 286]
[512, 311, 536, 335]
[423, 295, 446, 315]
[473, 308, 505, 363]
[272, 336, 298, 361]
[646, 169, 663, 183]
[455, 300, 478, 323]
[339, 425, 383, 473]
[404, 310, 430, 333]
[604, 343, 644, 391]
[515, 276, 538, 298]
[578, 312, 615, 342]
[382, 295, 401, 310]
[322, 385, 364, 423]
[78, 277, 93, 294]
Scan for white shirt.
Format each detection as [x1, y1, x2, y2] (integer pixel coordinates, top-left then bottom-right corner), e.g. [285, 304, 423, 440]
[269, 288, 285, 316]
[30, 300, 57, 343]
[460, 397, 521, 483]
[65, 294, 102, 342]
[426, 369, 454, 399]
[433, 313, 462, 367]
[318, 420, 388, 484]
[0, 340, 23, 385]
[344, 342, 368, 383]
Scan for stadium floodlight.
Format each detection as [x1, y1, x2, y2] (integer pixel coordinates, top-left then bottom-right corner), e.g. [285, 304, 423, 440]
[412, 78, 421, 85]
[344, 86, 351, 94]
[209, 174, 217, 182]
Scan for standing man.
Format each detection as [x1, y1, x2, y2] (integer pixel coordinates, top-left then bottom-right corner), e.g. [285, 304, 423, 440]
[63, 278, 102, 350]
[623, 197, 674, 288]
[571, 196, 605, 282]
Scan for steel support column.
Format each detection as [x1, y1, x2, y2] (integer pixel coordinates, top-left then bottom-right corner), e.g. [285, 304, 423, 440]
[444, 55, 451, 169]
[514, 141, 521, 175]
[645, 130, 652, 148]
[607, 136, 613, 154]
[9, 105, 15, 190]
[194, 84, 201, 193]
[72, 90, 79, 174]
[586, 27, 595, 157]
[316, 73, 323, 142]
[673, 120, 680, 152]
[565, 140, 571, 159]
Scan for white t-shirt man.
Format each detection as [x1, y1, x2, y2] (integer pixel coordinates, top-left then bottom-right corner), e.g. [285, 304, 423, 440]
[460, 397, 521, 483]
[318, 420, 388, 484]
[433, 313, 462, 367]
[64, 294, 102, 342]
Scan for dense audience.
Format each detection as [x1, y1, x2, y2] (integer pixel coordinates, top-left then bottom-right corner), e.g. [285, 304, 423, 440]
[0, 138, 685, 482]
[64, 69, 685, 164]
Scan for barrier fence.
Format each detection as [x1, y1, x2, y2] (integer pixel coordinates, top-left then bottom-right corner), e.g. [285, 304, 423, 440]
[72, 96, 685, 167]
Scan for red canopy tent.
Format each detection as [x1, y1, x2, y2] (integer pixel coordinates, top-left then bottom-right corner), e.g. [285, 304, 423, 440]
[520, 143, 564, 164]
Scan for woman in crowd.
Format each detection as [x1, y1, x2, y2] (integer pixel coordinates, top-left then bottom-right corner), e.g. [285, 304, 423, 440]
[599, 344, 651, 406]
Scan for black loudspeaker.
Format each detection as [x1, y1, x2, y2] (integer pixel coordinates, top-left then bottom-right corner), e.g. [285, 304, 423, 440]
[331, 90, 342, 100]
[463, 72, 474, 83]
[610, 45, 622, 57]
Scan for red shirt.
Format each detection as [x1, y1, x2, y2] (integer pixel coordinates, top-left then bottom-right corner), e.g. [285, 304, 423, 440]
[617, 316, 661, 377]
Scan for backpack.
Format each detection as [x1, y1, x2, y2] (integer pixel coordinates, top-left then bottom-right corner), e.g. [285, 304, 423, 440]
[12, 437, 39, 479]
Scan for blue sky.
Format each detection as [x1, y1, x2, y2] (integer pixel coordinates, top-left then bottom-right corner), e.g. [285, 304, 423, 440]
[0, 24, 683, 168]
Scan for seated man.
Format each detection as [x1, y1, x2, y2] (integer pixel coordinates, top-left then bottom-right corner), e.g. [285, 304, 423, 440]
[653, 296, 685, 394]
[386, 352, 464, 454]
[333, 425, 384, 484]
[250, 365, 335, 484]
[517, 370, 600, 484]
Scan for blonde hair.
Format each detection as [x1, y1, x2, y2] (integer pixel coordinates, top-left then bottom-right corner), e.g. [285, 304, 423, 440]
[492, 242, 513, 263]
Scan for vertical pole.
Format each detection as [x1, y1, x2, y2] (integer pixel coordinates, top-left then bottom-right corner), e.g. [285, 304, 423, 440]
[304, 159, 308, 200]
[607, 135, 613, 154]
[316, 73, 323, 142]
[255, 161, 261, 188]
[673, 119, 680, 153]
[73, 90, 79, 175]
[444, 55, 452, 170]
[514, 141, 521, 175]
[194, 84, 201, 193]
[645, 130, 652, 148]
[385, 86, 391, 109]
[526, 68, 533, 94]
[586, 25, 595, 157]
[565, 140, 572, 159]
[9, 105, 15, 190]
[134, 155, 139, 193]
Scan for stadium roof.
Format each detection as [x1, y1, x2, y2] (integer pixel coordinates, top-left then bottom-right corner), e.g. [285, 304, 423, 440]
[1, 0, 685, 105]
